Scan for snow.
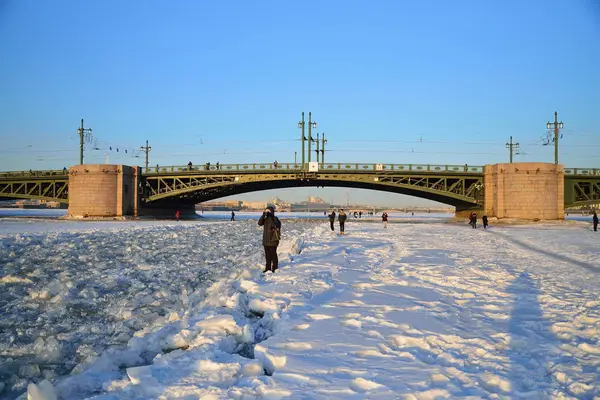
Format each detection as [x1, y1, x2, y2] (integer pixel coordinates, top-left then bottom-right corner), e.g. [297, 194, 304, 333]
[0, 212, 599, 399]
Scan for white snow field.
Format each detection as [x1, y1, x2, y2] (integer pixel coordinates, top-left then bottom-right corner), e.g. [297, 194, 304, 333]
[1, 217, 599, 399]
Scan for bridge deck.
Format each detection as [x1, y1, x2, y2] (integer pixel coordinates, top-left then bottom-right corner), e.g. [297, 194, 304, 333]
[1, 164, 598, 178]
[142, 163, 485, 175]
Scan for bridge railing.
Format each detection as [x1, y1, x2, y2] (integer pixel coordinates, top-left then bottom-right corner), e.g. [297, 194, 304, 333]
[0, 169, 68, 178]
[2, 165, 596, 177]
[564, 168, 600, 176]
[142, 163, 485, 174]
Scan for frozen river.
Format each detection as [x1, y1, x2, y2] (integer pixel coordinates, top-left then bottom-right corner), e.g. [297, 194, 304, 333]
[1, 210, 599, 399]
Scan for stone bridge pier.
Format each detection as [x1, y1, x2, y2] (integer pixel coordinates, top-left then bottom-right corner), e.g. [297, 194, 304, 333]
[482, 162, 564, 220]
[67, 164, 195, 219]
[67, 165, 140, 218]
[458, 162, 564, 219]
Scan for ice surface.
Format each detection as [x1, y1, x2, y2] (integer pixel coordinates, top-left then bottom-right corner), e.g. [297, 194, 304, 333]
[1, 214, 600, 399]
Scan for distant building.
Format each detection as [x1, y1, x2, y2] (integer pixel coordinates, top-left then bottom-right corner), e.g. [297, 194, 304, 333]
[242, 201, 268, 210]
[290, 202, 331, 212]
[198, 200, 242, 211]
[307, 196, 326, 204]
[289, 196, 331, 212]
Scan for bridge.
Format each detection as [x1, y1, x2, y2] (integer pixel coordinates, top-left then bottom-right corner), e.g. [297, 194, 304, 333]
[0, 162, 599, 219]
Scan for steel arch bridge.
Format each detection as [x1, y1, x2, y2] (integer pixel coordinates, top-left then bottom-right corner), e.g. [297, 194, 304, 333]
[1, 163, 599, 209]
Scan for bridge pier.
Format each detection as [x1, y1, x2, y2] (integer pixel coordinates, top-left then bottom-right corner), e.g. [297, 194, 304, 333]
[482, 162, 564, 220]
[67, 165, 140, 218]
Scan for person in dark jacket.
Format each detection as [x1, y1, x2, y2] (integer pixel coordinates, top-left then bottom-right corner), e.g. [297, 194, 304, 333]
[338, 209, 347, 235]
[258, 206, 281, 272]
[482, 215, 489, 229]
[382, 212, 388, 228]
[593, 211, 598, 232]
[231, 211, 235, 221]
[469, 212, 477, 229]
[328, 209, 336, 232]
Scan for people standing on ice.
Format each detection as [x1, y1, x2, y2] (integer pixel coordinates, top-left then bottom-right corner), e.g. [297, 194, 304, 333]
[359, 211, 362, 218]
[593, 211, 598, 232]
[382, 212, 388, 228]
[328, 209, 336, 232]
[469, 212, 477, 229]
[231, 211, 235, 221]
[339, 209, 347, 235]
[258, 206, 281, 272]
[482, 215, 489, 229]
[175, 210, 180, 221]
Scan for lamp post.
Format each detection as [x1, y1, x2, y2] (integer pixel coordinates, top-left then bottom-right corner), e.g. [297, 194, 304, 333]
[297, 112, 317, 169]
[77, 119, 92, 165]
[140, 140, 152, 170]
[307, 112, 317, 164]
[505, 136, 519, 163]
[320, 133, 327, 166]
[315, 133, 320, 163]
[546, 111, 564, 165]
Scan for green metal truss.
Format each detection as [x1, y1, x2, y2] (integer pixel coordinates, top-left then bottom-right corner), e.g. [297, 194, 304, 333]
[564, 177, 600, 207]
[142, 168, 485, 209]
[0, 178, 69, 203]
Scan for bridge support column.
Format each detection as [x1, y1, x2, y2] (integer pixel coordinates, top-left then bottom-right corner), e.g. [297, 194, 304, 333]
[67, 165, 140, 218]
[483, 162, 564, 220]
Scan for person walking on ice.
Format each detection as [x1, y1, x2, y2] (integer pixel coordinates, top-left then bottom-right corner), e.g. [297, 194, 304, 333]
[469, 212, 477, 229]
[382, 212, 388, 228]
[258, 206, 281, 272]
[231, 211, 235, 221]
[328, 209, 336, 232]
[338, 209, 347, 235]
[482, 214, 489, 229]
[593, 211, 598, 232]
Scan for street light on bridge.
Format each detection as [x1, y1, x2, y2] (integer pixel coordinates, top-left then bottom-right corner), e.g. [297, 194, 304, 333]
[505, 136, 519, 163]
[77, 119, 93, 165]
[546, 111, 564, 165]
[297, 112, 317, 169]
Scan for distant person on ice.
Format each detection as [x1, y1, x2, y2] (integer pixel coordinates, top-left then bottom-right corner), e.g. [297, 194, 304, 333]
[328, 209, 336, 232]
[593, 211, 599, 232]
[258, 206, 281, 272]
[231, 211, 235, 221]
[338, 209, 347, 235]
[469, 212, 477, 229]
[175, 210, 180, 221]
[382, 212, 388, 228]
[482, 214, 489, 229]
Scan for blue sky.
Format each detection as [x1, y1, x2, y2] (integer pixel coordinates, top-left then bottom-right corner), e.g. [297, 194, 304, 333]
[1, 0, 598, 206]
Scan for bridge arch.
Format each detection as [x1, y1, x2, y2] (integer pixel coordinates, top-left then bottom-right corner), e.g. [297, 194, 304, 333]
[142, 174, 483, 212]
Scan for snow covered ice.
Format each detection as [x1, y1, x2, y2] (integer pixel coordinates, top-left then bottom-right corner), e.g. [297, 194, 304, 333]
[1, 214, 599, 399]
